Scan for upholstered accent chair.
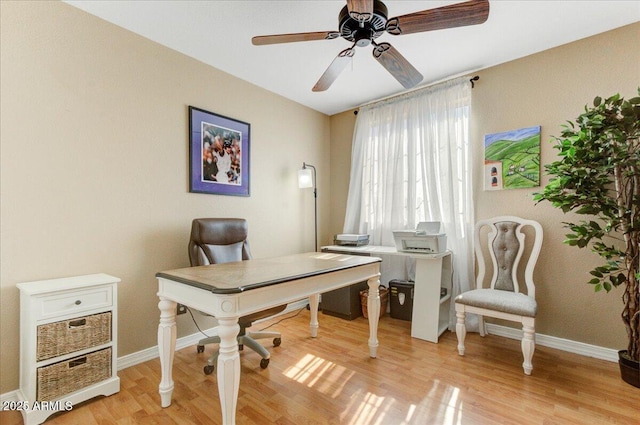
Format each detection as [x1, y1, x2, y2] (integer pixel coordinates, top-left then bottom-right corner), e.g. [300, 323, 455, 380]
[454, 216, 543, 375]
[189, 218, 285, 374]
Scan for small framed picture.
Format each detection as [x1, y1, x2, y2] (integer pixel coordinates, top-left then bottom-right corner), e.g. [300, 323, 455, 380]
[483, 125, 540, 191]
[189, 106, 250, 196]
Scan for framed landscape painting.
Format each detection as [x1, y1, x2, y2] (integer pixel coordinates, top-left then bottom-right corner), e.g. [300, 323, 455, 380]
[484, 126, 540, 191]
[189, 106, 250, 196]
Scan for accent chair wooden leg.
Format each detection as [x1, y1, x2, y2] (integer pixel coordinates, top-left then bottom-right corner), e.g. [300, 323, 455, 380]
[478, 315, 486, 337]
[455, 306, 466, 356]
[521, 318, 535, 375]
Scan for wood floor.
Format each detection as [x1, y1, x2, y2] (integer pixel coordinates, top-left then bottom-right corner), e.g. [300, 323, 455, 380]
[3, 309, 639, 424]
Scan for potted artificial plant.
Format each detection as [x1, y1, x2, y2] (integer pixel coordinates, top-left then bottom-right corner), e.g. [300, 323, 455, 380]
[534, 89, 639, 387]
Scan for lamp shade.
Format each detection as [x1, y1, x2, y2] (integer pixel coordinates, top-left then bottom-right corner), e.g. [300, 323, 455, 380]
[298, 168, 313, 188]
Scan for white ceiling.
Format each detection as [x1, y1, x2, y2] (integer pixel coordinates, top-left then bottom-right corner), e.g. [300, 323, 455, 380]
[64, 1, 640, 116]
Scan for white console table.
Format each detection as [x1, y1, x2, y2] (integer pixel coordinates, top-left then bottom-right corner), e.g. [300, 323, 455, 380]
[322, 245, 453, 343]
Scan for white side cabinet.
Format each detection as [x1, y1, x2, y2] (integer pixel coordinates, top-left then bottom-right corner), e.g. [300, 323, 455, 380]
[410, 252, 453, 342]
[16, 274, 120, 425]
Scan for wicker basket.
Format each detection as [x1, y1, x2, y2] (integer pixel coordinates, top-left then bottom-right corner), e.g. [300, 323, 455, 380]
[37, 347, 111, 401]
[37, 312, 111, 361]
[360, 285, 389, 319]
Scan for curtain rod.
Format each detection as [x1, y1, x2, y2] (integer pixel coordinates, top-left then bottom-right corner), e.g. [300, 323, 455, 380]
[355, 70, 481, 114]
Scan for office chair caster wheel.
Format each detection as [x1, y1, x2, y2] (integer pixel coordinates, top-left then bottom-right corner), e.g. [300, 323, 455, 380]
[260, 358, 269, 369]
[273, 337, 281, 347]
[197, 345, 205, 353]
[204, 364, 215, 375]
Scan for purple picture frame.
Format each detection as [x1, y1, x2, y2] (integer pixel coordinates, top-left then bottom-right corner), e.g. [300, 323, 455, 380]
[189, 106, 250, 196]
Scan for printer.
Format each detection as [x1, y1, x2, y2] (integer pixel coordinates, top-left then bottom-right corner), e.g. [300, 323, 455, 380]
[393, 222, 447, 254]
[333, 233, 370, 247]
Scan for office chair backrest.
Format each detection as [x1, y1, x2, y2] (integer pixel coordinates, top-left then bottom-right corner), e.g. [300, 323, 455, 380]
[188, 218, 252, 266]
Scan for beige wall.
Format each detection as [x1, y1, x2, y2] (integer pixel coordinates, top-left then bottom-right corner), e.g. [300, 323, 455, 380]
[472, 23, 639, 346]
[0, 1, 330, 393]
[330, 23, 640, 350]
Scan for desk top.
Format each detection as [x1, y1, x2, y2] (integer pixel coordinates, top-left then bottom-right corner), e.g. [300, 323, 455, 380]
[156, 252, 381, 294]
[322, 245, 451, 259]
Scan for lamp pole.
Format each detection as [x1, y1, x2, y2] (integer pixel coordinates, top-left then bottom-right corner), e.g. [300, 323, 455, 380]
[302, 162, 318, 251]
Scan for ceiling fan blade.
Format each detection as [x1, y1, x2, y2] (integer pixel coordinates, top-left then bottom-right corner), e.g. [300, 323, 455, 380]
[312, 48, 355, 92]
[386, 0, 490, 36]
[347, 0, 374, 22]
[372, 42, 423, 89]
[252, 31, 340, 46]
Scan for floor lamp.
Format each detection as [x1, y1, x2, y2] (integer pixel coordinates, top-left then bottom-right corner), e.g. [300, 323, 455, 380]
[298, 162, 317, 251]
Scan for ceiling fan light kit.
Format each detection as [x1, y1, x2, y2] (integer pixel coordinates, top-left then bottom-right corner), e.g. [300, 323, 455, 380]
[252, 0, 490, 92]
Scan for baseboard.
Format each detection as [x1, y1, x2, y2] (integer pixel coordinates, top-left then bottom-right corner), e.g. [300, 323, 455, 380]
[0, 390, 19, 403]
[3, 302, 620, 403]
[485, 323, 619, 362]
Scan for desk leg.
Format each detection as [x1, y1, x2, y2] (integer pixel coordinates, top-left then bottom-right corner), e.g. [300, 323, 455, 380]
[308, 293, 320, 338]
[217, 316, 240, 425]
[157, 298, 177, 408]
[367, 276, 380, 358]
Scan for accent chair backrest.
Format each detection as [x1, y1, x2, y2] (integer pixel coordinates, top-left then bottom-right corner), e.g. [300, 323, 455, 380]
[188, 218, 252, 266]
[474, 216, 543, 299]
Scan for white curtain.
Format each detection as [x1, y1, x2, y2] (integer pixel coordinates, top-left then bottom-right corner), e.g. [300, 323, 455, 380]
[343, 76, 476, 331]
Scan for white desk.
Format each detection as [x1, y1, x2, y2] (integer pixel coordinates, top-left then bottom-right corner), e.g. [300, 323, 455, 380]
[156, 252, 381, 425]
[322, 245, 453, 343]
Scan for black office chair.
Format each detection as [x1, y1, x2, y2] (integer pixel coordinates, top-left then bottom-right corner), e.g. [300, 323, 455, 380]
[189, 218, 285, 374]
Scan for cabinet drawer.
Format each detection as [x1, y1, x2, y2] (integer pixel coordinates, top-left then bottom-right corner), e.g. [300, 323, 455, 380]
[37, 312, 111, 361]
[36, 286, 112, 319]
[37, 347, 111, 401]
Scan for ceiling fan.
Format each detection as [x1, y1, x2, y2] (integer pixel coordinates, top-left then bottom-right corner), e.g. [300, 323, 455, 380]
[252, 0, 490, 92]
